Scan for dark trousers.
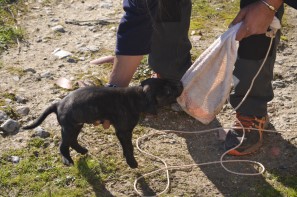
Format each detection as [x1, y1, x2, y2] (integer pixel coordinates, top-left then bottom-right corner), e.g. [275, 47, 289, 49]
[148, 0, 192, 80]
[229, 1, 284, 116]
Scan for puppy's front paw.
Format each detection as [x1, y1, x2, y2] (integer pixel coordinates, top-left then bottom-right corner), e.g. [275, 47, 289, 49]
[127, 158, 138, 169]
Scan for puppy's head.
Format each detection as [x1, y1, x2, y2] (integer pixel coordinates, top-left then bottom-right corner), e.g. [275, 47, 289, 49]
[141, 78, 183, 114]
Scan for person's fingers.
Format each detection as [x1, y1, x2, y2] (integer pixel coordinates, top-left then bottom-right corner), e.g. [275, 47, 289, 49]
[102, 120, 111, 129]
[236, 23, 250, 41]
[93, 120, 100, 126]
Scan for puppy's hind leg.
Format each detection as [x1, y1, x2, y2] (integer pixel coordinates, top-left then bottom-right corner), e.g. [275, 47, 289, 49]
[70, 124, 88, 155]
[60, 126, 74, 166]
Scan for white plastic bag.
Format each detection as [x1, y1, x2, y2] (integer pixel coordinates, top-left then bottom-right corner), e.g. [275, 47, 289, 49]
[177, 16, 281, 125]
[177, 23, 241, 124]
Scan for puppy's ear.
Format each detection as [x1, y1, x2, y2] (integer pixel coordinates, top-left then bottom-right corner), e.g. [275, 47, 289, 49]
[143, 85, 158, 115]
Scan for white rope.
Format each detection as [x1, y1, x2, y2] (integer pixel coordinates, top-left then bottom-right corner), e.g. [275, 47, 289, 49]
[133, 34, 281, 196]
[133, 127, 285, 196]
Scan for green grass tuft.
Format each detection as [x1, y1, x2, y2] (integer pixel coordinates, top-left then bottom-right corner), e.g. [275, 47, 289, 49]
[0, 146, 119, 196]
[190, 0, 239, 34]
[0, 0, 25, 53]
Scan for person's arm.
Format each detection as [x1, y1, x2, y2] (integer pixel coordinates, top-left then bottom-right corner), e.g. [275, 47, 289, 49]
[232, 0, 284, 41]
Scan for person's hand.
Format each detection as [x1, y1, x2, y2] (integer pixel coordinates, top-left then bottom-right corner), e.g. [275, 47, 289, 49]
[101, 120, 111, 129]
[93, 120, 111, 129]
[231, 0, 282, 41]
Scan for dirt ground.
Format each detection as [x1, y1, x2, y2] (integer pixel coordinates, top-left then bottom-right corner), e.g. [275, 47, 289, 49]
[0, 0, 296, 196]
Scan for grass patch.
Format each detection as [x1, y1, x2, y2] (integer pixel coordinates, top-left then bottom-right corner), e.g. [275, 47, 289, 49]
[0, 0, 25, 53]
[0, 145, 119, 196]
[190, 0, 239, 36]
[0, 92, 19, 119]
[257, 171, 297, 196]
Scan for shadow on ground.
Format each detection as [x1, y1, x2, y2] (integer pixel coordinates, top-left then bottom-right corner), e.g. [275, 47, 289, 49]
[77, 157, 114, 197]
[138, 108, 297, 196]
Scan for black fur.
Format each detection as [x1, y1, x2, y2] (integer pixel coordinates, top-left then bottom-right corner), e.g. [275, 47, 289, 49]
[22, 78, 183, 168]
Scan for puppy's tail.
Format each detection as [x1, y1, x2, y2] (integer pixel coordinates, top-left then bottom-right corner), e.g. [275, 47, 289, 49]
[22, 103, 58, 130]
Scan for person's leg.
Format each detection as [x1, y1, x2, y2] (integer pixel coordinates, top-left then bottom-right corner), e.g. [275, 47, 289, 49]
[225, 0, 284, 155]
[148, 0, 192, 81]
[109, 55, 143, 87]
[108, 0, 158, 87]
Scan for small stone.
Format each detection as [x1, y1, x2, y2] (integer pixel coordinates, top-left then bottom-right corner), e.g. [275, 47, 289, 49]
[24, 68, 37, 73]
[4, 99, 12, 104]
[65, 175, 75, 185]
[52, 48, 72, 59]
[51, 25, 65, 33]
[109, 26, 116, 31]
[50, 18, 59, 22]
[88, 45, 100, 52]
[13, 76, 20, 81]
[171, 103, 183, 112]
[0, 110, 8, 122]
[0, 119, 20, 135]
[272, 80, 286, 88]
[67, 58, 77, 63]
[15, 96, 27, 104]
[41, 71, 52, 78]
[11, 156, 20, 164]
[86, 5, 96, 11]
[36, 38, 42, 43]
[16, 106, 30, 116]
[33, 127, 50, 138]
[100, 2, 113, 9]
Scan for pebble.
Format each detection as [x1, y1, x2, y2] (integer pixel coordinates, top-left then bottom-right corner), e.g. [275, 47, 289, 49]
[52, 48, 72, 59]
[24, 68, 37, 73]
[13, 76, 20, 81]
[15, 95, 28, 104]
[0, 119, 20, 135]
[4, 99, 12, 104]
[32, 127, 50, 138]
[50, 18, 59, 22]
[51, 25, 65, 33]
[41, 71, 53, 78]
[11, 156, 20, 164]
[0, 110, 8, 122]
[100, 2, 113, 9]
[36, 37, 42, 43]
[66, 58, 77, 63]
[16, 106, 30, 116]
[272, 80, 286, 88]
[171, 103, 183, 112]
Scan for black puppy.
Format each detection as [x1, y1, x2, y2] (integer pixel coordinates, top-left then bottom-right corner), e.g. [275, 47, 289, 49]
[22, 78, 183, 168]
